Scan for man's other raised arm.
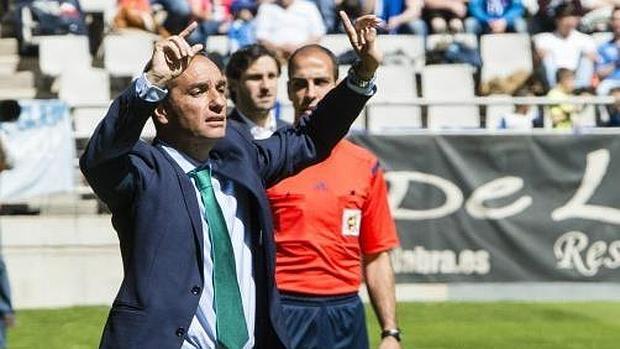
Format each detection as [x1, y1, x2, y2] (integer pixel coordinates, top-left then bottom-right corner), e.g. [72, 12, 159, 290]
[256, 12, 384, 186]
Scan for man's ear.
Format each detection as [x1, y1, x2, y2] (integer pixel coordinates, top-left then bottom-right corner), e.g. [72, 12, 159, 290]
[153, 104, 170, 125]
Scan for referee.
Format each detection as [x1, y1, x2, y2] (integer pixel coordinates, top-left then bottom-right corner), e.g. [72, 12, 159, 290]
[267, 15, 401, 349]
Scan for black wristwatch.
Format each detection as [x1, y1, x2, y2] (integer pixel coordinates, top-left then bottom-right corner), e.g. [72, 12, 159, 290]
[347, 64, 375, 90]
[381, 328, 401, 342]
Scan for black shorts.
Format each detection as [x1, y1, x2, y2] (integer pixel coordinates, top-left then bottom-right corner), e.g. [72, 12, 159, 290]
[280, 292, 369, 349]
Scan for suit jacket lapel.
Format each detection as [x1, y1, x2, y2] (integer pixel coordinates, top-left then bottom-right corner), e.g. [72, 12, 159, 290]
[153, 142, 205, 278]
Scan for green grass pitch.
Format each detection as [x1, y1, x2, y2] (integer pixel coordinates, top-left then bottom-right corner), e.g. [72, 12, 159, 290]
[6, 302, 620, 348]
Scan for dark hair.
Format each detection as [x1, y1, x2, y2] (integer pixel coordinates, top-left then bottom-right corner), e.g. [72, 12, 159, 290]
[612, 5, 620, 17]
[556, 68, 574, 82]
[288, 44, 339, 81]
[225, 44, 281, 102]
[554, 2, 580, 19]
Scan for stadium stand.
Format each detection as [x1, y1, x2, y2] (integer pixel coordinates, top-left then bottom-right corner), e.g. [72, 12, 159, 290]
[426, 33, 478, 51]
[206, 34, 230, 57]
[367, 65, 421, 133]
[58, 68, 110, 106]
[38, 35, 91, 77]
[380, 34, 426, 71]
[103, 32, 155, 78]
[480, 33, 533, 89]
[422, 64, 479, 129]
[0, 37, 35, 99]
[58, 67, 111, 139]
[319, 34, 350, 57]
[484, 94, 515, 129]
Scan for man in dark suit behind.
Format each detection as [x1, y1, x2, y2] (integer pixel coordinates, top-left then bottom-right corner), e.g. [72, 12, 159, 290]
[225, 44, 289, 139]
[80, 12, 382, 349]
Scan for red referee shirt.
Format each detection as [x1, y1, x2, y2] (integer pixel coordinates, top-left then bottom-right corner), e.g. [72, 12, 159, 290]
[267, 140, 400, 295]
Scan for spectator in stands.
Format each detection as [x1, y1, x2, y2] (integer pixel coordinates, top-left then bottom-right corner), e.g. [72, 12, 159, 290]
[534, 3, 597, 90]
[548, 68, 579, 128]
[578, 0, 620, 33]
[596, 6, 620, 95]
[423, 0, 468, 33]
[530, 0, 585, 34]
[225, 44, 288, 138]
[311, 0, 338, 33]
[151, 0, 192, 34]
[113, 0, 170, 36]
[496, 88, 538, 129]
[185, 0, 232, 45]
[601, 86, 620, 126]
[364, 0, 427, 35]
[227, 0, 257, 52]
[254, 0, 326, 60]
[14, 0, 88, 50]
[464, 0, 527, 34]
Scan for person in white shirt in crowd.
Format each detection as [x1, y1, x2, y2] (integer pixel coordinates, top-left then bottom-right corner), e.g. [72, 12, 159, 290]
[534, 2, 598, 89]
[254, 0, 326, 60]
[495, 88, 538, 130]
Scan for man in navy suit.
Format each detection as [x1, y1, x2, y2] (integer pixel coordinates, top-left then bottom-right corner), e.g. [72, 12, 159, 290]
[225, 44, 289, 139]
[80, 11, 382, 349]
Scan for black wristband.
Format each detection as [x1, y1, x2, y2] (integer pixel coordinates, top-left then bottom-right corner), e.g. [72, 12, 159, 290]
[381, 328, 401, 342]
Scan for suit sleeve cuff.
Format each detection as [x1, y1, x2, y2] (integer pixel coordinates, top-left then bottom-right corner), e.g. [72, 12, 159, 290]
[136, 73, 168, 102]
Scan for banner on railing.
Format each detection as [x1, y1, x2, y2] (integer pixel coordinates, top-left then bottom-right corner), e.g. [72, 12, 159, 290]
[351, 134, 620, 282]
[0, 100, 75, 202]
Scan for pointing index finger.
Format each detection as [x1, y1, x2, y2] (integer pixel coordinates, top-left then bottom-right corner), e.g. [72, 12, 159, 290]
[179, 21, 198, 39]
[339, 11, 358, 47]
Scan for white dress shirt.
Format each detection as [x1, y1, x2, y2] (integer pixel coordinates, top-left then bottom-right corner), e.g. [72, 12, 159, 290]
[237, 110, 278, 140]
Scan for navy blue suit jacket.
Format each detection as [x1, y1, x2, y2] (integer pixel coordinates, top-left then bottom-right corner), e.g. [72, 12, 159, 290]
[227, 108, 290, 132]
[80, 79, 370, 349]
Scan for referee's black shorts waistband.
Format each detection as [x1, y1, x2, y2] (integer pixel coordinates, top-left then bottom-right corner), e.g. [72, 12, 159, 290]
[279, 291, 359, 306]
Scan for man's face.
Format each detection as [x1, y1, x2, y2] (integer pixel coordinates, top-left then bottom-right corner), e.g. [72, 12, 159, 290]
[560, 74, 575, 92]
[287, 51, 336, 121]
[556, 15, 578, 36]
[232, 55, 279, 115]
[278, 0, 294, 8]
[161, 56, 228, 141]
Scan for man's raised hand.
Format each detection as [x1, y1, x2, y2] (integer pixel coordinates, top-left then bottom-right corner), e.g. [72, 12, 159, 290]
[340, 11, 383, 80]
[145, 22, 204, 88]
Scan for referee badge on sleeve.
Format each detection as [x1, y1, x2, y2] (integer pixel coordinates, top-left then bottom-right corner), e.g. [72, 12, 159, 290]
[342, 209, 362, 236]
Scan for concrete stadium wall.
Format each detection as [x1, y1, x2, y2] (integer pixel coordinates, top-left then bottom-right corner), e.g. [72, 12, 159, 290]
[2, 215, 620, 310]
[1, 216, 122, 309]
